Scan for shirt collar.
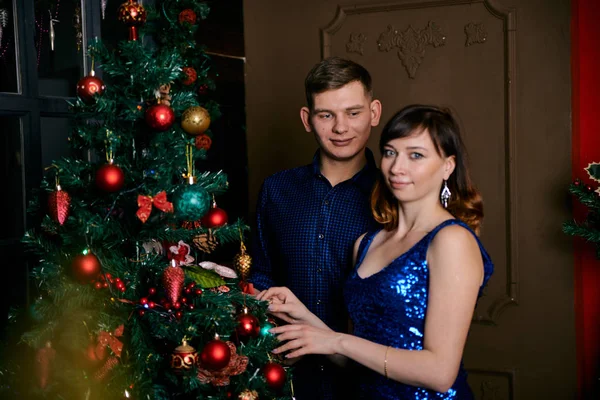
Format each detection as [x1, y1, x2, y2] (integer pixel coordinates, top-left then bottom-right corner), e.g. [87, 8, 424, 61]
[311, 148, 379, 191]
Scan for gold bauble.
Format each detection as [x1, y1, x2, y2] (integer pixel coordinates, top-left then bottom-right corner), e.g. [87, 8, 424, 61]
[181, 106, 210, 136]
[233, 241, 252, 281]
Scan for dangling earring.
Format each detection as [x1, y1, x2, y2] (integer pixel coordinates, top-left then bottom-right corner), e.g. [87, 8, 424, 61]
[440, 180, 451, 208]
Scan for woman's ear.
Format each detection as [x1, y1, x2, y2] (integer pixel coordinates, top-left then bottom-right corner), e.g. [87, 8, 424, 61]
[443, 156, 456, 180]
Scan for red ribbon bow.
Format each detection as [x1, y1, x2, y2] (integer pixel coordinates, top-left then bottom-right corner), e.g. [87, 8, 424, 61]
[95, 324, 124, 360]
[136, 191, 173, 223]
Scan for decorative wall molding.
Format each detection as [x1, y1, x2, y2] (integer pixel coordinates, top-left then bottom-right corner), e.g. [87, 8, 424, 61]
[465, 22, 488, 46]
[346, 32, 367, 55]
[467, 368, 516, 400]
[376, 21, 446, 78]
[321, 0, 518, 325]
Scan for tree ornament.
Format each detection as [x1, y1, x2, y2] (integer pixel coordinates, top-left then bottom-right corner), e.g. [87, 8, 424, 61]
[145, 103, 175, 131]
[156, 83, 172, 107]
[236, 308, 260, 340]
[263, 362, 286, 391]
[163, 260, 185, 304]
[96, 162, 125, 192]
[72, 250, 102, 284]
[195, 133, 212, 151]
[181, 106, 211, 136]
[233, 239, 252, 281]
[193, 231, 219, 253]
[48, 177, 70, 225]
[174, 185, 211, 220]
[94, 356, 119, 381]
[136, 191, 174, 223]
[178, 9, 197, 25]
[182, 67, 197, 85]
[202, 197, 228, 228]
[200, 337, 231, 370]
[171, 339, 198, 373]
[77, 71, 106, 104]
[48, 10, 59, 51]
[238, 389, 258, 400]
[117, 0, 146, 41]
[574, 179, 581, 186]
[35, 341, 56, 389]
[197, 341, 248, 385]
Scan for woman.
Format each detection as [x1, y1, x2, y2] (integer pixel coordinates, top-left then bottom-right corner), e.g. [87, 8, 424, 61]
[257, 104, 494, 399]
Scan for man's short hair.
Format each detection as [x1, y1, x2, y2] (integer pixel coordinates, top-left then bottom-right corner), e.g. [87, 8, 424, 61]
[304, 57, 373, 110]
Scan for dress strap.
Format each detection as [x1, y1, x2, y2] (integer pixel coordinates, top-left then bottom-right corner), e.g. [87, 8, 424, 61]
[354, 229, 380, 270]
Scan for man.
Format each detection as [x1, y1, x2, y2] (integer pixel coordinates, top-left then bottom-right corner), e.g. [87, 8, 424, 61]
[250, 57, 382, 399]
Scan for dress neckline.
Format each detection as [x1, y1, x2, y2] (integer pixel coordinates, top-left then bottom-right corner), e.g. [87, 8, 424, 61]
[354, 219, 457, 280]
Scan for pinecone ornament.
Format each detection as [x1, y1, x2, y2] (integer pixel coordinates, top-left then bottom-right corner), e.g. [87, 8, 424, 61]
[48, 183, 71, 225]
[233, 241, 252, 281]
[163, 260, 185, 304]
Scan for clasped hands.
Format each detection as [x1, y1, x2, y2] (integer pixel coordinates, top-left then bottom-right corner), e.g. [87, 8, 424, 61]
[256, 287, 344, 359]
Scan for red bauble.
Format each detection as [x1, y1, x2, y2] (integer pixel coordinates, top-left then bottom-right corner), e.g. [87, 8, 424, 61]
[182, 67, 197, 86]
[200, 339, 231, 370]
[236, 312, 260, 339]
[48, 185, 71, 225]
[77, 75, 106, 103]
[263, 362, 286, 391]
[117, 0, 147, 41]
[198, 84, 208, 95]
[72, 252, 102, 284]
[178, 9, 197, 25]
[202, 207, 228, 228]
[96, 163, 125, 192]
[145, 103, 175, 131]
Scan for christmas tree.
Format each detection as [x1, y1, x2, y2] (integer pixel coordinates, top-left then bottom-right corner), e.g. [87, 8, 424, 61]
[0, 1, 291, 399]
[564, 162, 600, 258]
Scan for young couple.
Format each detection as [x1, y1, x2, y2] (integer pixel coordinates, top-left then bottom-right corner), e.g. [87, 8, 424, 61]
[249, 57, 493, 400]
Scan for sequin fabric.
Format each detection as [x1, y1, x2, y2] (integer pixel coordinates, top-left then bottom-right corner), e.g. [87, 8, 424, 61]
[345, 219, 494, 399]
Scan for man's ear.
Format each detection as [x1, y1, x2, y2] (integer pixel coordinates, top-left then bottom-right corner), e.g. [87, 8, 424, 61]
[300, 107, 312, 132]
[370, 99, 383, 127]
[443, 156, 456, 180]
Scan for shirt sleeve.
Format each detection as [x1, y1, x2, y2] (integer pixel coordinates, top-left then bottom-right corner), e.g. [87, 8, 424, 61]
[248, 180, 275, 291]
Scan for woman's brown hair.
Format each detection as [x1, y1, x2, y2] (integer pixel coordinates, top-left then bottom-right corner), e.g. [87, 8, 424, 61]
[371, 104, 484, 234]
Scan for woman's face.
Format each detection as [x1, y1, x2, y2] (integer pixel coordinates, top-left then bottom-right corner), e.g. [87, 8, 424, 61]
[380, 128, 455, 206]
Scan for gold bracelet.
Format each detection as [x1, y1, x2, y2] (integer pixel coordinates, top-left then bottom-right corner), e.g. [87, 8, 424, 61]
[384, 346, 390, 379]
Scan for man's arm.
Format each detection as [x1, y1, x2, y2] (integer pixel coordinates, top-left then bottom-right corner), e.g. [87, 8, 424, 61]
[248, 181, 276, 291]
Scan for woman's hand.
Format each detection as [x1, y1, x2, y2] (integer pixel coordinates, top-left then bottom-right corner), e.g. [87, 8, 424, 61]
[256, 287, 320, 326]
[270, 324, 344, 359]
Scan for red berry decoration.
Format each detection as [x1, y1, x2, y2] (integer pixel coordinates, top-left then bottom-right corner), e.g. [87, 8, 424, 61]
[182, 67, 197, 86]
[236, 309, 260, 340]
[48, 184, 71, 225]
[117, 0, 147, 41]
[96, 163, 125, 192]
[77, 74, 106, 104]
[178, 9, 197, 25]
[263, 362, 286, 391]
[200, 338, 231, 370]
[145, 103, 175, 131]
[71, 251, 102, 284]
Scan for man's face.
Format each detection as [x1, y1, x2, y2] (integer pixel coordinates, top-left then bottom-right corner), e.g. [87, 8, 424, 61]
[300, 81, 382, 164]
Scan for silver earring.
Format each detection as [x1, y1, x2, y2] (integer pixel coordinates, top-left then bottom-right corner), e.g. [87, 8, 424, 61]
[440, 180, 451, 208]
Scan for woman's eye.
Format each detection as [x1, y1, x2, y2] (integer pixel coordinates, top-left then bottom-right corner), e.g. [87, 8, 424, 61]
[383, 149, 396, 157]
[410, 152, 424, 159]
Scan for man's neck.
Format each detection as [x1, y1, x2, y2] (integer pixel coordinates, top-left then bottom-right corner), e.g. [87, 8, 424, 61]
[319, 152, 367, 187]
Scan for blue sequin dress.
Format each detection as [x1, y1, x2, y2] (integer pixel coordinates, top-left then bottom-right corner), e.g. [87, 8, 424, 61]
[344, 219, 494, 399]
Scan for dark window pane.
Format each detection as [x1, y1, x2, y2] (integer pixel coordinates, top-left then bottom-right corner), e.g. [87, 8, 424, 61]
[41, 116, 73, 167]
[0, 1, 19, 93]
[36, 0, 84, 97]
[0, 115, 24, 240]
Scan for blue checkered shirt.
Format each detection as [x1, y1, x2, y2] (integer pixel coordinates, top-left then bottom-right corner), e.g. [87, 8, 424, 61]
[249, 149, 380, 399]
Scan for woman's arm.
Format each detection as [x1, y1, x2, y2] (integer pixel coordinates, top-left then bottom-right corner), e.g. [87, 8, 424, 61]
[270, 225, 484, 392]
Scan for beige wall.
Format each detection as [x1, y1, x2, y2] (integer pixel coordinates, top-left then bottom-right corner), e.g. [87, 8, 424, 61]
[244, 1, 574, 398]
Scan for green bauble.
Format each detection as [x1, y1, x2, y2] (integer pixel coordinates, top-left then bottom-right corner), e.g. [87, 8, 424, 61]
[174, 185, 211, 220]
